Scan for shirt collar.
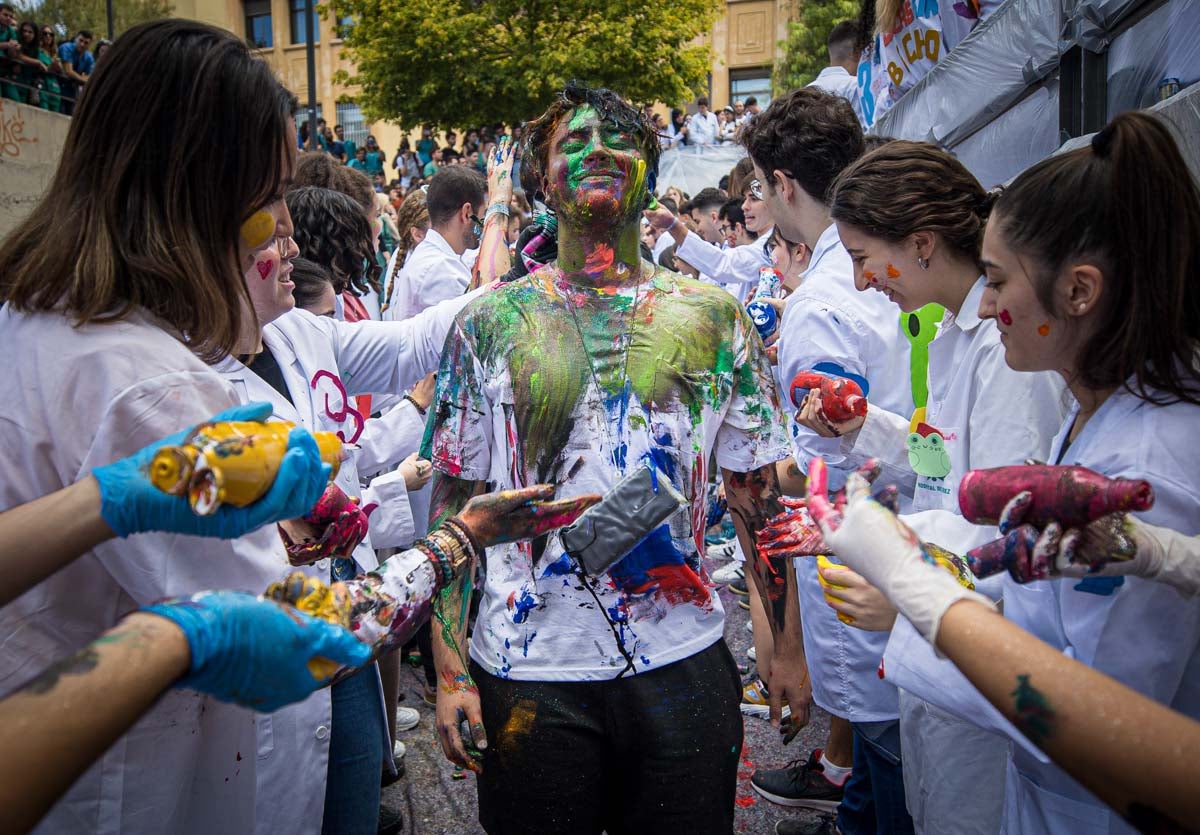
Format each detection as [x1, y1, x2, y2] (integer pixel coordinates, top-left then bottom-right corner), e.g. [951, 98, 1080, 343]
[809, 222, 843, 269]
[424, 228, 459, 258]
[947, 276, 987, 333]
[816, 66, 851, 81]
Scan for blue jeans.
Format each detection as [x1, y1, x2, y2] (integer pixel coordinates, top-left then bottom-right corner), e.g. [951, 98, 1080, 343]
[322, 664, 386, 835]
[837, 720, 914, 835]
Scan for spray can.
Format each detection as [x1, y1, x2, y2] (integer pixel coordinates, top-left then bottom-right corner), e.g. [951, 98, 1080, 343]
[1157, 78, 1181, 102]
[747, 266, 784, 339]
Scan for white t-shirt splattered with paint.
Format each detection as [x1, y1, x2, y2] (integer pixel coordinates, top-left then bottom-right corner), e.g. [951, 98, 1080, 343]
[424, 265, 789, 681]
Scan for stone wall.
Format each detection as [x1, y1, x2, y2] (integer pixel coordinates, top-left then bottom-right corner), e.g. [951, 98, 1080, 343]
[0, 97, 71, 242]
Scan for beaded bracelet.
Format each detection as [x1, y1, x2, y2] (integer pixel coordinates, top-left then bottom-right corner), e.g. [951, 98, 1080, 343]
[418, 531, 460, 587]
[484, 202, 510, 223]
[403, 394, 427, 416]
[442, 516, 482, 564]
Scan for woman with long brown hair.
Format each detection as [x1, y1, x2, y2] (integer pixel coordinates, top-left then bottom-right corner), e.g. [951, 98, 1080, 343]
[0, 20, 309, 835]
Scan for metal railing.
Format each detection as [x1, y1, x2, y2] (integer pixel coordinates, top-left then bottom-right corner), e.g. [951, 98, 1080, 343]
[0, 54, 78, 114]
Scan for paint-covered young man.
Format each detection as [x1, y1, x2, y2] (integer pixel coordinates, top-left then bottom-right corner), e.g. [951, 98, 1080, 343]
[422, 83, 795, 834]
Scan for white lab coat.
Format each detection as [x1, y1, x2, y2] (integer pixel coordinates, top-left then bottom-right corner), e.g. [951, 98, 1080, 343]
[777, 223, 914, 721]
[687, 110, 720, 146]
[808, 66, 861, 115]
[0, 307, 290, 835]
[838, 278, 1070, 834]
[675, 229, 771, 289]
[881, 385, 1200, 835]
[217, 295, 479, 834]
[1000, 388, 1200, 834]
[393, 229, 472, 321]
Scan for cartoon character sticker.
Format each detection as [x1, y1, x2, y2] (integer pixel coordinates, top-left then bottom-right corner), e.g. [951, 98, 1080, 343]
[907, 421, 951, 479]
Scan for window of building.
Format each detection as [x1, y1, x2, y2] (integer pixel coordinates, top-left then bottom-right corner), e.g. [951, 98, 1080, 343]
[289, 0, 319, 45]
[730, 69, 772, 109]
[335, 101, 368, 149]
[244, 0, 272, 49]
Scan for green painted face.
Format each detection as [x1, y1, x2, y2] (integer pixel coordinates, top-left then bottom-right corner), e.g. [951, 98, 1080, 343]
[546, 106, 648, 226]
[906, 431, 952, 479]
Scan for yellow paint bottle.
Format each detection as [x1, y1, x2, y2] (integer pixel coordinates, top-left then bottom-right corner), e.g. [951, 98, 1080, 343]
[150, 421, 342, 516]
[816, 554, 855, 625]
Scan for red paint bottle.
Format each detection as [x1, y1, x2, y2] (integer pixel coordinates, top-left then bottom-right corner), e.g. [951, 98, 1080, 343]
[789, 371, 868, 422]
[958, 465, 1154, 529]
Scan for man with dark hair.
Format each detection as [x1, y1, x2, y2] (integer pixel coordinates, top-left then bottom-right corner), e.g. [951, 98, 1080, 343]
[392, 165, 484, 319]
[57, 29, 93, 114]
[687, 94, 719, 146]
[809, 20, 862, 112]
[741, 86, 916, 835]
[719, 198, 757, 247]
[645, 184, 772, 296]
[424, 82, 793, 833]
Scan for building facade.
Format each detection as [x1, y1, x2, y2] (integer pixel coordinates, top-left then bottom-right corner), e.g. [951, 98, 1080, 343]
[170, 0, 793, 158]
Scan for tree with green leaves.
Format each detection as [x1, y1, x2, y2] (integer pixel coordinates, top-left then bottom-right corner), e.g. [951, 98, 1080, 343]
[328, 0, 722, 129]
[774, 0, 859, 93]
[17, 0, 171, 40]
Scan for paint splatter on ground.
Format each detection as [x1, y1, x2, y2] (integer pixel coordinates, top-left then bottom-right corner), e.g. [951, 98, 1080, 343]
[387, 552, 833, 834]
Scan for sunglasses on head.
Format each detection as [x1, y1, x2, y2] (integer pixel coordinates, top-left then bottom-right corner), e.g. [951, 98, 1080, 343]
[748, 179, 764, 200]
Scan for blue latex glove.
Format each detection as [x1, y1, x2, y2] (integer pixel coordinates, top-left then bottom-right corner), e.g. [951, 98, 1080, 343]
[144, 590, 371, 712]
[92, 402, 331, 539]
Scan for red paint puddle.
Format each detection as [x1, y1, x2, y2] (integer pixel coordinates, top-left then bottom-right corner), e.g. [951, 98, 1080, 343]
[735, 795, 756, 808]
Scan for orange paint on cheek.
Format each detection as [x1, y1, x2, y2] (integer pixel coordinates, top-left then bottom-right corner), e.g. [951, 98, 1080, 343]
[863, 270, 877, 284]
[1037, 323, 1050, 337]
[886, 263, 901, 279]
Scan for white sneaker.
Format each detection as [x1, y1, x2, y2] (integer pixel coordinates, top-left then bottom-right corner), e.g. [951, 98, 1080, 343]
[706, 541, 737, 560]
[711, 562, 744, 585]
[393, 739, 406, 761]
[396, 706, 420, 732]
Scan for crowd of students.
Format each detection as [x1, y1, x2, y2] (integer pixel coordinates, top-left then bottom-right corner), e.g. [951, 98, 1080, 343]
[0, 14, 1198, 835]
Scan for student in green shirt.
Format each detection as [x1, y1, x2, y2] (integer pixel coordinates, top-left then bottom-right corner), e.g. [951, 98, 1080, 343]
[348, 146, 368, 173]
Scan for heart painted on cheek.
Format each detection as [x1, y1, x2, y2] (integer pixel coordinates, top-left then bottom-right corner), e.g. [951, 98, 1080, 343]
[886, 263, 901, 279]
[255, 260, 273, 281]
[998, 309, 1013, 326]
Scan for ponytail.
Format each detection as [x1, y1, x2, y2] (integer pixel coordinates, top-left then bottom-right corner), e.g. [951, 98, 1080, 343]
[993, 111, 1200, 405]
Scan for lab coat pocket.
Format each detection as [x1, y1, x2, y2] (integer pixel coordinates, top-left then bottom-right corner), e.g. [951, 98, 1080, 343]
[911, 422, 959, 509]
[256, 714, 275, 760]
[1006, 761, 1111, 834]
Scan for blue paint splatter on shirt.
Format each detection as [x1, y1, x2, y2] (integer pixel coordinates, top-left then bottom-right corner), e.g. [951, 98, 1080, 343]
[512, 588, 538, 623]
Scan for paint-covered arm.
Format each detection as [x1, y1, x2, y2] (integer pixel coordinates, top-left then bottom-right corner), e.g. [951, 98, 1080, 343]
[724, 464, 807, 733]
[935, 599, 1200, 831]
[429, 472, 488, 769]
[470, 137, 515, 289]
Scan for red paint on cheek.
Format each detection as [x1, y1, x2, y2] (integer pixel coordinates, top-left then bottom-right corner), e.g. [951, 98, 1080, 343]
[255, 260, 272, 281]
[998, 309, 1013, 326]
[1037, 323, 1050, 337]
[886, 263, 901, 279]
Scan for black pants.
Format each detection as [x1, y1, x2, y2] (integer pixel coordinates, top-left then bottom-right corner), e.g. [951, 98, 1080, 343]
[472, 639, 743, 835]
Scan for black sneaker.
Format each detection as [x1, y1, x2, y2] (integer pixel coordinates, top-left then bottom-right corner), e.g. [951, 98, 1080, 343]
[377, 804, 404, 835]
[751, 748, 845, 811]
[729, 575, 750, 596]
[776, 815, 839, 835]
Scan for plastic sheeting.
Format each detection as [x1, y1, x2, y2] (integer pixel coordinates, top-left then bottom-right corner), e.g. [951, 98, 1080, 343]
[872, 0, 1061, 147]
[945, 79, 1062, 187]
[1105, 1, 1200, 115]
[654, 144, 746, 196]
[1055, 79, 1200, 184]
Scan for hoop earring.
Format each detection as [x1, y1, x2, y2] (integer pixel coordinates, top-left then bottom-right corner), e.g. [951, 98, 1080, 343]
[917, 255, 930, 270]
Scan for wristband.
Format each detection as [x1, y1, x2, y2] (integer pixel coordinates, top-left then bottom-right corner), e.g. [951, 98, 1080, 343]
[403, 394, 427, 417]
[484, 203, 510, 223]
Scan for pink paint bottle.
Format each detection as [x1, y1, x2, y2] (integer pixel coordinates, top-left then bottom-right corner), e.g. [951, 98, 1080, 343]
[958, 465, 1154, 529]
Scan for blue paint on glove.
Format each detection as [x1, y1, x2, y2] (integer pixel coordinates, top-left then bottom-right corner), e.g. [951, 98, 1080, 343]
[92, 402, 330, 539]
[144, 590, 371, 712]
